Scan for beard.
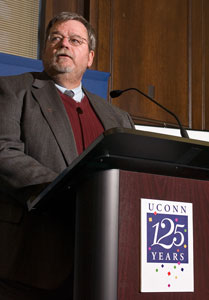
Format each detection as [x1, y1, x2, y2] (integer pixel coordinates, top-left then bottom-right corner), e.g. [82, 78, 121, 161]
[48, 62, 74, 73]
[43, 49, 76, 75]
[45, 57, 75, 74]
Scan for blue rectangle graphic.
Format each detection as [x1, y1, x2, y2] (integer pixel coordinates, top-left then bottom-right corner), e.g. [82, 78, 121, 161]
[147, 213, 188, 264]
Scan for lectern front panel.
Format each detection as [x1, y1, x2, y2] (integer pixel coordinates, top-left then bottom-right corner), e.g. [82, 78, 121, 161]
[118, 170, 208, 300]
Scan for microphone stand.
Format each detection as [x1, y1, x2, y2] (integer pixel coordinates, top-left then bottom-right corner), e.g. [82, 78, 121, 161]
[110, 88, 189, 139]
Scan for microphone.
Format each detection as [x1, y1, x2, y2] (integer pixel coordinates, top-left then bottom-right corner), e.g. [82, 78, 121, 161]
[110, 88, 189, 138]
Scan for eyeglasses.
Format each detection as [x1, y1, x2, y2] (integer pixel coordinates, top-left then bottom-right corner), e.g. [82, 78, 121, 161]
[48, 34, 88, 47]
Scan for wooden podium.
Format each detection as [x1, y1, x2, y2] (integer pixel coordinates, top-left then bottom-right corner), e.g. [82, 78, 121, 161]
[28, 128, 209, 300]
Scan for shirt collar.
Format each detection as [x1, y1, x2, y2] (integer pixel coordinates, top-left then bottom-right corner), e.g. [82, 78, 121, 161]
[55, 82, 84, 102]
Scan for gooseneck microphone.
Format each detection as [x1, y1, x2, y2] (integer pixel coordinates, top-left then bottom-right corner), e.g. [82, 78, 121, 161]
[110, 88, 189, 138]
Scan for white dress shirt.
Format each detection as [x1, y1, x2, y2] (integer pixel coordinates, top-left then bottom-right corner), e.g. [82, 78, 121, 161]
[55, 83, 84, 102]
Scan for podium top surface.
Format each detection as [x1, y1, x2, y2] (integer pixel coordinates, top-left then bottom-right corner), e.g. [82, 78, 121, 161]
[28, 127, 209, 210]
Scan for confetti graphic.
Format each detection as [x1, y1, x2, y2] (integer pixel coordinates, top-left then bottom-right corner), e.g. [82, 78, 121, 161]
[153, 263, 188, 289]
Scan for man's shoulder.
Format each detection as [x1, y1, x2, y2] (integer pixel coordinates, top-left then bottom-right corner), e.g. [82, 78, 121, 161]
[0, 72, 43, 85]
[0, 72, 46, 91]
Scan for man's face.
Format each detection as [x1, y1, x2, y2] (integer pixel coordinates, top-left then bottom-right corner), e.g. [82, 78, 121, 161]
[42, 20, 94, 80]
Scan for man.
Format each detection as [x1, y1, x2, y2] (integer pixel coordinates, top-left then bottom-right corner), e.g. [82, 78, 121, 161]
[0, 12, 134, 299]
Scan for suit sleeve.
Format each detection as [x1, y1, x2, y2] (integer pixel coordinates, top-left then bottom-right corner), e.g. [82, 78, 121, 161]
[0, 77, 58, 204]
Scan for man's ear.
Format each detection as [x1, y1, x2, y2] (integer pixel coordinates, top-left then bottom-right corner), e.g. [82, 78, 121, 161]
[87, 50, 94, 68]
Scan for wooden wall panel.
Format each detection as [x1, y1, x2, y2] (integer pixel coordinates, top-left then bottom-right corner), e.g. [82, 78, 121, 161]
[110, 0, 189, 127]
[90, 0, 209, 131]
[44, 0, 209, 131]
[43, 0, 88, 37]
[89, 0, 112, 71]
[203, 0, 209, 130]
[191, 0, 204, 130]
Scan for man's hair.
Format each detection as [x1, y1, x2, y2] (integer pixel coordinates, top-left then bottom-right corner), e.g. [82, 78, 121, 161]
[44, 12, 96, 51]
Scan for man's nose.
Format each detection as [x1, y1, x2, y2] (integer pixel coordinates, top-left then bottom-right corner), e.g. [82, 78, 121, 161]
[60, 37, 70, 48]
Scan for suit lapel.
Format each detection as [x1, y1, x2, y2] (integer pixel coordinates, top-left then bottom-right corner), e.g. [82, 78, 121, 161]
[31, 77, 78, 165]
[84, 89, 121, 130]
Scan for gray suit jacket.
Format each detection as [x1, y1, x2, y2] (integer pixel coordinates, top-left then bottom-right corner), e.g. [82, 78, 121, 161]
[0, 71, 134, 289]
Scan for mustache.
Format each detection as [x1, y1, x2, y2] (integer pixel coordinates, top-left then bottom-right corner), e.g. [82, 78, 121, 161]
[55, 50, 74, 59]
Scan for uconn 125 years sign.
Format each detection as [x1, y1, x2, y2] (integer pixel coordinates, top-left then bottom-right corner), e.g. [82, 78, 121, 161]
[140, 198, 194, 293]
